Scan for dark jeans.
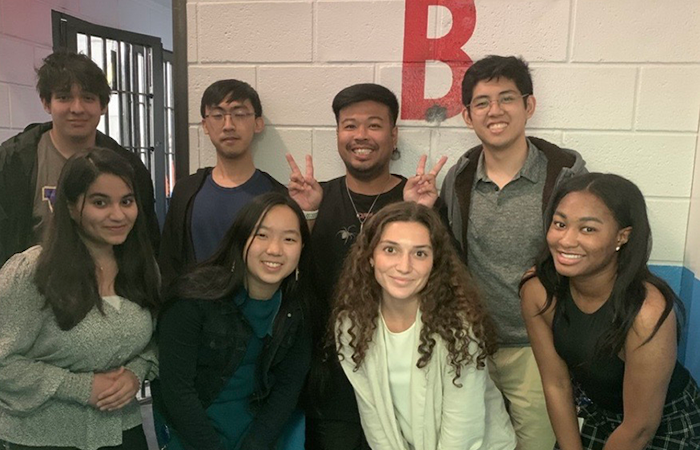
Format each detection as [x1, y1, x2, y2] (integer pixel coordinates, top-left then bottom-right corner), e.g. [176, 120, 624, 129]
[0, 425, 148, 450]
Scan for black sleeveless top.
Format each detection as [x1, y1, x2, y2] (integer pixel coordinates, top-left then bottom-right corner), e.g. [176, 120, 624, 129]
[552, 288, 689, 413]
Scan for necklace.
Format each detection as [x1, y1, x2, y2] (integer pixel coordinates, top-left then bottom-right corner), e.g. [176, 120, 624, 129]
[345, 177, 384, 232]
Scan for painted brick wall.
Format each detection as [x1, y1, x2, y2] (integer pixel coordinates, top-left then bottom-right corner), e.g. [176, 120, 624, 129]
[186, 0, 700, 273]
[0, 0, 172, 146]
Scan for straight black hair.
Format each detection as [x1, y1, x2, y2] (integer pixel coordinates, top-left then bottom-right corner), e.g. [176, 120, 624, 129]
[35, 147, 160, 330]
[332, 83, 399, 127]
[200, 79, 263, 118]
[525, 173, 683, 357]
[167, 192, 311, 304]
[461, 55, 532, 108]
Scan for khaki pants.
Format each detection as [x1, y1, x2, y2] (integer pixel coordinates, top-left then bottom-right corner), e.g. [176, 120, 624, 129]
[489, 346, 555, 450]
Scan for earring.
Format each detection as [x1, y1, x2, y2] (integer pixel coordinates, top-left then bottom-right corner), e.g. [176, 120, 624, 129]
[295, 267, 299, 281]
[230, 261, 236, 273]
[615, 246, 621, 252]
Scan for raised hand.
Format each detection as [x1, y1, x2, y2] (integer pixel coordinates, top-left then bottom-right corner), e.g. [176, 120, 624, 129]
[287, 153, 323, 212]
[403, 155, 448, 208]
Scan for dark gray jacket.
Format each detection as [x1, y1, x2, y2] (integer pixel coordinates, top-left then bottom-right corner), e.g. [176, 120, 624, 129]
[440, 136, 587, 258]
[0, 122, 160, 266]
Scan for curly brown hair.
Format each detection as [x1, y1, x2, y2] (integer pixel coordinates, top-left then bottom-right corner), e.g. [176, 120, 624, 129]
[331, 202, 497, 385]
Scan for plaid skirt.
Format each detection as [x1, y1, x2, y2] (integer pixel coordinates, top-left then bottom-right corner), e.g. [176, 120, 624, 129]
[555, 376, 700, 450]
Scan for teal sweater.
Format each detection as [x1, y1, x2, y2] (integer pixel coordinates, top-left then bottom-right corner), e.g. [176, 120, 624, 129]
[0, 246, 158, 450]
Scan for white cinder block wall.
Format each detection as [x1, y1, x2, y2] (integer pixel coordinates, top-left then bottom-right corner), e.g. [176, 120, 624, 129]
[186, 0, 700, 272]
[0, 0, 173, 146]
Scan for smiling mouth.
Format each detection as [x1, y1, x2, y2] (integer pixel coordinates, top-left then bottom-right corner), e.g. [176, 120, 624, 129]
[262, 261, 282, 268]
[487, 123, 507, 131]
[556, 251, 583, 261]
[390, 276, 413, 284]
[351, 148, 374, 156]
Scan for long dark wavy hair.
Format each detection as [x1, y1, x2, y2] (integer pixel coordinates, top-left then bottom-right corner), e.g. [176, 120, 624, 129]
[331, 202, 497, 385]
[524, 173, 683, 358]
[166, 192, 311, 305]
[34, 147, 160, 330]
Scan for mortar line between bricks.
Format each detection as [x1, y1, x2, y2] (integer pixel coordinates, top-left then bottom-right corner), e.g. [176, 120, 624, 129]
[631, 67, 642, 132]
[555, 129, 699, 135]
[529, 62, 700, 67]
[311, 0, 317, 62]
[648, 260, 686, 266]
[645, 196, 692, 202]
[189, 62, 700, 68]
[566, 0, 577, 63]
[184, 122, 700, 135]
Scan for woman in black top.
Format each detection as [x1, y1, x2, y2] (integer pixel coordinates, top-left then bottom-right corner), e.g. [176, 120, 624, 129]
[153, 193, 312, 450]
[521, 173, 699, 450]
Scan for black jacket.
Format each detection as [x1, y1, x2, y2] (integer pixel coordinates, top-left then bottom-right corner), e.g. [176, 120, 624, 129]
[158, 167, 285, 289]
[152, 291, 311, 450]
[0, 122, 160, 266]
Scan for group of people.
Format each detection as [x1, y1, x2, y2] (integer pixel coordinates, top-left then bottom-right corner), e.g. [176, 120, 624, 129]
[0, 49, 698, 450]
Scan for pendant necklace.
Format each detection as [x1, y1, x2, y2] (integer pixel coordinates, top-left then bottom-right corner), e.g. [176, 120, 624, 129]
[345, 177, 385, 232]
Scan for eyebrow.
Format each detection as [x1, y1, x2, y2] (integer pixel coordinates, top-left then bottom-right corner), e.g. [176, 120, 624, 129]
[472, 90, 519, 99]
[553, 211, 604, 224]
[257, 225, 301, 236]
[87, 192, 134, 199]
[210, 104, 249, 112]
[379, 239, 432, 249]
[340, 116, 386, 123]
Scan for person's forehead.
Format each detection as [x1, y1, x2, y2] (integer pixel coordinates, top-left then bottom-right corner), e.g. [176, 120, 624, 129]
[557, 191, 614, 218]
[208, 98, 254, 111]
[380, 221, 431, 239]
[339, 100, 391, 120]
[52, 84, 95, 96]
[472, 77, 520, 95]
[258, 206, 300, 230]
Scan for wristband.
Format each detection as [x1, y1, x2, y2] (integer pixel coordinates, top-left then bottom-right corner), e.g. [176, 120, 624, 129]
[303, 209, 319, 220]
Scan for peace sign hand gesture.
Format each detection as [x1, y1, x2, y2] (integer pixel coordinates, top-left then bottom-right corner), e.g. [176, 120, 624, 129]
[403, 155, 448, 208]
[286, 153, 323, 212]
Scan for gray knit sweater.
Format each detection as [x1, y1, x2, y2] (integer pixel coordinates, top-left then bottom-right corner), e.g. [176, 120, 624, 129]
[0, 246, 157, 450]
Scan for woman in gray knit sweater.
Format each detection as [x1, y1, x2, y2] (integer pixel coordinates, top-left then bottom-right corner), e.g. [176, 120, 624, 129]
[0, 148, 160, 450]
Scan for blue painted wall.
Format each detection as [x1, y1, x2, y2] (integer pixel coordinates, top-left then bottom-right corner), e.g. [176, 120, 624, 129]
[650, 265, 699, 380]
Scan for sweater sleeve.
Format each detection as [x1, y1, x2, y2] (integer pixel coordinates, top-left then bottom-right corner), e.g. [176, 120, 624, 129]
[437, 344, 487, 450]
[125, 336, 158, 382]
[0, 249, 93, 415]
[335, 318, 399, 450]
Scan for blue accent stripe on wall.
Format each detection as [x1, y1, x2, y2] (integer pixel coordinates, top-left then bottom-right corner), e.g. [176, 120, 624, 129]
[649, 265, 699, 381]
[650, 265, 683, 294]
[681, 269, 700, 380]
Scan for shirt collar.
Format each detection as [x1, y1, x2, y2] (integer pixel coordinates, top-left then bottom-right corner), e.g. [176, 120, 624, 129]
[234, 288, 283, 337]
[475, 138, 541, 184]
